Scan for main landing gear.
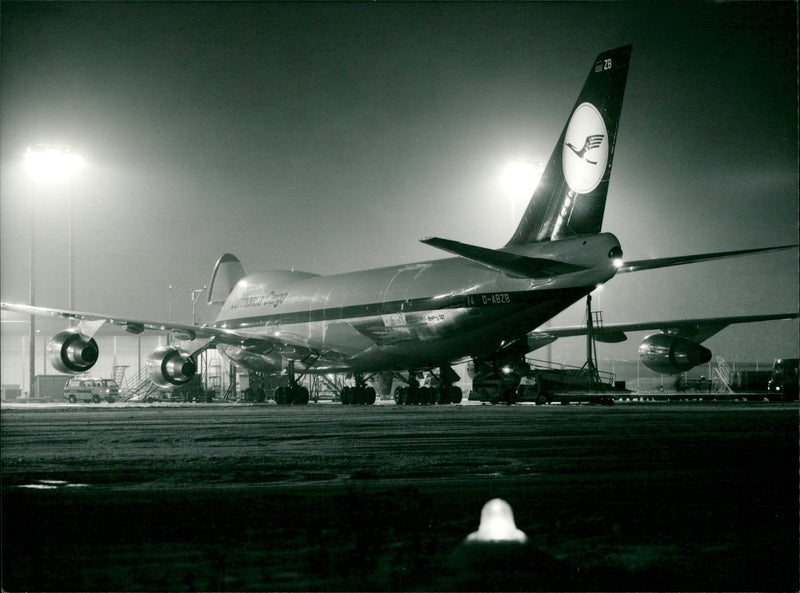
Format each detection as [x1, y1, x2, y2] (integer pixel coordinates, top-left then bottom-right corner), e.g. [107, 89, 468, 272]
[274, 361, 310, 405]
[393, 367, 463, 405]
[340, 374, 377, 405]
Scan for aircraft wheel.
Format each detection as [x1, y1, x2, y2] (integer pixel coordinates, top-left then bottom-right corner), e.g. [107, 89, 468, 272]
[449, 385, 463, 404]
[364, 386, 376, 405]
[340, 386, 352, 405]
[293, 386, 309, 405]
[275, 386, 291, 405]
[417, 386, 429, 405]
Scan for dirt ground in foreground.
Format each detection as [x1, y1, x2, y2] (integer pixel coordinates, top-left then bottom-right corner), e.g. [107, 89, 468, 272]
[2, 402, 798, 591]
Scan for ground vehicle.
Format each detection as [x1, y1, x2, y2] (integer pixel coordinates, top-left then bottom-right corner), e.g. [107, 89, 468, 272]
[767, 358, 799, 401]
[64, 378, 118, 403]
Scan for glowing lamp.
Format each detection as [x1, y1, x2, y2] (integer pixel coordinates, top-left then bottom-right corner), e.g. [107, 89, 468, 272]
[502, 160, 544, 200]
[25, 145, 84, 181]
[466, 498, 528, 543]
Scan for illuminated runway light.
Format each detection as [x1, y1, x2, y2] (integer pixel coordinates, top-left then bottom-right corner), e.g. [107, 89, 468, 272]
[466, 498, 528, 543]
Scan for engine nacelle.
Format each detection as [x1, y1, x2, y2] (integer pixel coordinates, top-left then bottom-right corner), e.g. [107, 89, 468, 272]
[47, 329, 99, 373]
[147, 346, 197, 388]
[638, 333, 712, 374]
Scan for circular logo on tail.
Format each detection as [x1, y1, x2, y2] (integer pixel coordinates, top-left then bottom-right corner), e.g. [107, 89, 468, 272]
[562, 102, 608, 194]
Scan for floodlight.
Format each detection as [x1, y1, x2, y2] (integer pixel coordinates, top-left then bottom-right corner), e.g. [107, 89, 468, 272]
[502, 160, 544, 201]
[25, 145, 84, 181]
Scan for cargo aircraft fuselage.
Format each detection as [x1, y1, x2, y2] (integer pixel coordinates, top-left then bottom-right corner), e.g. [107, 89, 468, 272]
[213, 233, 621, 373]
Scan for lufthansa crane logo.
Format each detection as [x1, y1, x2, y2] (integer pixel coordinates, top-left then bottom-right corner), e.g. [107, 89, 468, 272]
[566, 134, 604, 164]
[562, 102, 608, 194]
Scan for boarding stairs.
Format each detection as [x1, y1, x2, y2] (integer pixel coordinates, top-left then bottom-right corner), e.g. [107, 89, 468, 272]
[714, 356, 735, 394]
[119, 367, 161, 402]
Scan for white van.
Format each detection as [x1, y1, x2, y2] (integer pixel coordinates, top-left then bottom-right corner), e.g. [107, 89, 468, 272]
[63, 378, 119, 403]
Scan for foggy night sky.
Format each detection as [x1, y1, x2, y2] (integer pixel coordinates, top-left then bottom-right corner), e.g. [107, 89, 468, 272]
[1, 1, 797, 364]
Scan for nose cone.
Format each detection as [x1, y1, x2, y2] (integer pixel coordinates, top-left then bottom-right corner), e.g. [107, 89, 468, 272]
[467, 498, 528, 544]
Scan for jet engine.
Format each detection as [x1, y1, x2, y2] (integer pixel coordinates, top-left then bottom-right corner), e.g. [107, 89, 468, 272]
[147, 346, 197, 388]
[47, 329, 99, 373]
[638, 333, 712, 374]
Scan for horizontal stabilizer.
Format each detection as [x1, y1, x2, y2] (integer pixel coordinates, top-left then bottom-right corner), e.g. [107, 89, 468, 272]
[617, 244, 797, 273]
[420, 237, 587, 278]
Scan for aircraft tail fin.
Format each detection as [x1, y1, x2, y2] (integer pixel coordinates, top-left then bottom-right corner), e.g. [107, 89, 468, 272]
[207, 253, 246, 305]
[506, 45, 632, 246]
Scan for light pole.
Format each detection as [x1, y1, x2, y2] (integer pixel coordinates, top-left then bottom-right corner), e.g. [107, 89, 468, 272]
[24, 145, 84, 397]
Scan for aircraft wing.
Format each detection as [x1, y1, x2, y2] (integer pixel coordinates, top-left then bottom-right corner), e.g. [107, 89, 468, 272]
[616, 245, 796, 273]
[0, 302, 317, 357]
[535, 312, 799, 345]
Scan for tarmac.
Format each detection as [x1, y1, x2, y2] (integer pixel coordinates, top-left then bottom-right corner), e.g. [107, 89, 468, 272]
[2, 401, 798, 591]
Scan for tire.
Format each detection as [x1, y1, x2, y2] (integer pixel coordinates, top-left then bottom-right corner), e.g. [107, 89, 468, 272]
[92, 394, 101, 404]
[449, 386, 463, 404]
[68, 394, 77, 404]
[340, 386, 352, 405]
[294, 386, 309, 405]
[364, 386, 376, 405]
[419, 387, 431, 405]
[274, 386, 289, 405]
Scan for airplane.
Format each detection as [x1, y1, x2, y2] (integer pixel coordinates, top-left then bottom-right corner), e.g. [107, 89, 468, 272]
[2, 45, 797, 405]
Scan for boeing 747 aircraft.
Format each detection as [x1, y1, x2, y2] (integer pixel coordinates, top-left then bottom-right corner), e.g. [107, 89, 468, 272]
[3, 45, 796, 404]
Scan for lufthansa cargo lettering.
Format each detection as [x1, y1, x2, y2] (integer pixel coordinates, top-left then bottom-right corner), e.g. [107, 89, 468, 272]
[231, 288, 289, 309]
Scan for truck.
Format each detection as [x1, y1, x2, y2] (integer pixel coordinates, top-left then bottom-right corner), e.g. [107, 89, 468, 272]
[469, 360, 622, 406]
[767, 358, 799, 401]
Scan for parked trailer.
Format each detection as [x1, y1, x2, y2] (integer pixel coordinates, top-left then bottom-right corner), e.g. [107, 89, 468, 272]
[34, 375, 70, 401]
